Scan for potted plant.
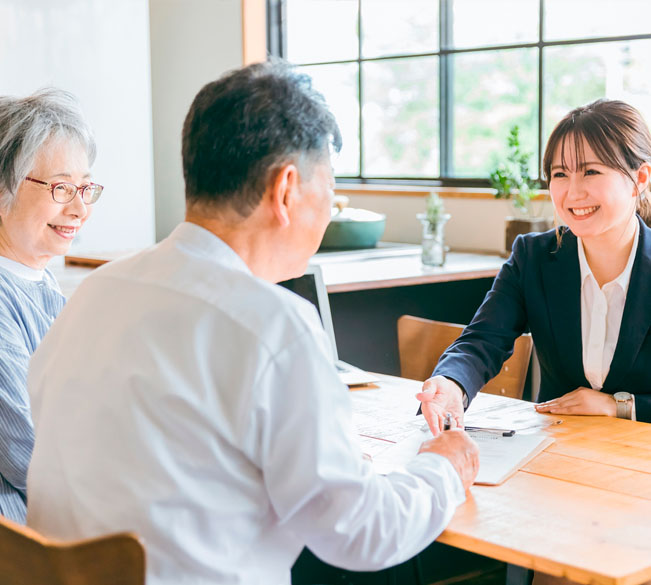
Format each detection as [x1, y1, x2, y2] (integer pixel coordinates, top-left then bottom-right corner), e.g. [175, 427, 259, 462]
[490, 125, 551, 255]
[416, 192, 451, 266]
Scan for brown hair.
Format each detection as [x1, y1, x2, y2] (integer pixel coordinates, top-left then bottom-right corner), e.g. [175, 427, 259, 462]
[542, 99, 651, 225]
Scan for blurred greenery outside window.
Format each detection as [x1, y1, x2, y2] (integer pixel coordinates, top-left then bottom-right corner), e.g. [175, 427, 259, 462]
[267, 0, 651, 187]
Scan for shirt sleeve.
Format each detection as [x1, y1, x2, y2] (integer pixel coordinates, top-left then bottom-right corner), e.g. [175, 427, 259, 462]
[434, 234, 529, 403]
[0, 319, 35, 496]
[254, 326, 466, 572]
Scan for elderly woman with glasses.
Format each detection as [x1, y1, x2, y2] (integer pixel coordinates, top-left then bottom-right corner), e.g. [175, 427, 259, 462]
[0, 88, 102, 523]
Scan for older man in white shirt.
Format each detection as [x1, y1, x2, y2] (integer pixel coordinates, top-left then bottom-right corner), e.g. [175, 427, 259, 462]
[26, 60, 479, 585]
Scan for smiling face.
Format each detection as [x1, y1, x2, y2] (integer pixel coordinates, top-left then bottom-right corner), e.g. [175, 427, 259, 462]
[549, 135, 639, 244]
[0, 138, 93, 269]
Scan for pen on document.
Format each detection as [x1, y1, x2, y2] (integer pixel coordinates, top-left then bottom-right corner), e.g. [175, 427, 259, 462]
[521, 419, 563, 430]
[464, 426, 515, 437]
[443, 413, 452, 431]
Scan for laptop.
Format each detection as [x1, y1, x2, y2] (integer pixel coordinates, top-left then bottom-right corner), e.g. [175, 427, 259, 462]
[278, 265, 379, 387]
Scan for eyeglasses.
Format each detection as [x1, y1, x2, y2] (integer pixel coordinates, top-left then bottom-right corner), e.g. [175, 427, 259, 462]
[24, 176, 104, 204]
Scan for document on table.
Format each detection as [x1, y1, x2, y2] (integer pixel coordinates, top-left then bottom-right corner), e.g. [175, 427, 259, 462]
[367, 427, 553, 484]
[464, 430, 554, 485]
[350, 384, 556, 483]
[464, 392, 563, 433]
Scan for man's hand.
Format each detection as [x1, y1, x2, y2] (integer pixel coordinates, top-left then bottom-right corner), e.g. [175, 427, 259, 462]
[418, 429, 479, 492]
[535, 387, 617, 417]
[416, 375, 465, 435]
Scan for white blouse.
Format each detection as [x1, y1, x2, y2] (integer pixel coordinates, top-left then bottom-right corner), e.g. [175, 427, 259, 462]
[577, 221, 638, 412]
[0, 255, 45, 281]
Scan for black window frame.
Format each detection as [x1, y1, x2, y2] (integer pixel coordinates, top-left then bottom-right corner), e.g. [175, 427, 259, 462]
[267, 0, 651, 188]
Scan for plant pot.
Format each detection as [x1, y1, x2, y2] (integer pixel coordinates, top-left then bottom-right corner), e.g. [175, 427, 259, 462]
[504, 217, 553, 256]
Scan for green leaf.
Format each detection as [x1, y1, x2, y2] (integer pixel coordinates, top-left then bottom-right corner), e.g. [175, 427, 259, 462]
[489, 124, 537, 214]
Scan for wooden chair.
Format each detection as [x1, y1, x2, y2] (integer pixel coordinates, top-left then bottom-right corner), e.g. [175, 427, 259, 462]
[397, 315, 533, 399]
[0, 514, 145, 585]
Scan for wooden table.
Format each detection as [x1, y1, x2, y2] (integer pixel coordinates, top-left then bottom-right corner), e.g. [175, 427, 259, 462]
[351, 376, 651, 585]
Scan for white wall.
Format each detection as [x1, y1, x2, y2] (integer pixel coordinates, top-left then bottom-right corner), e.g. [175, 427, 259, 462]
[149, 0, 244, 240]
[0, 0, 156, 252]
[344, 193, 554, 253]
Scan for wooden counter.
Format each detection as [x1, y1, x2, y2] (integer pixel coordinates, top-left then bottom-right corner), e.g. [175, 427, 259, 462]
[61, 244, 505, 294]
[55, 245, 504, 377]
[313, 247, 504, 293]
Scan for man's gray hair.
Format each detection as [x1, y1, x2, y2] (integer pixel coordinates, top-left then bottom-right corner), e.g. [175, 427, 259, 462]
[0, 88, 96, 209]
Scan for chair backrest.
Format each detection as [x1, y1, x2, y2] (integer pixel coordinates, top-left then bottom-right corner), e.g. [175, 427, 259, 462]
[0, 515, 145, 585]
[397, 315, 533, 399]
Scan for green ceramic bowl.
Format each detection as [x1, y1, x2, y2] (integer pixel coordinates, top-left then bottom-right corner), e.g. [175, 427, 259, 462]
[319, 208, 386, 250]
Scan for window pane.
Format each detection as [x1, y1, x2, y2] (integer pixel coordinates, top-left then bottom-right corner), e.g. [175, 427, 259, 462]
[362, 56, 439, 178]
[544, 40, 651, 147]
[453, 48, 538, 177]
[452, 0, 538, 49]
[361, 0, 438, 58]
[545, 0, 651, 41]
[301, 63, 360, 177]
[286, 0, 358, 63]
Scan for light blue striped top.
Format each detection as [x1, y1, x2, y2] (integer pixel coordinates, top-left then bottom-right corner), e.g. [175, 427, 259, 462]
[0, 264, 65, 523]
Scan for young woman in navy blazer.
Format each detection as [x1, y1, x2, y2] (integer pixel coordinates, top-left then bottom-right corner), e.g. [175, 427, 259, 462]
[418, 99, 651, 431]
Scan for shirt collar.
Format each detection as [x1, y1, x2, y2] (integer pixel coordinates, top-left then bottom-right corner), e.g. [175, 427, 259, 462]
[577, 219, 639, 294]
[166, 221, 253, 276]
[0, 255, 45, 281]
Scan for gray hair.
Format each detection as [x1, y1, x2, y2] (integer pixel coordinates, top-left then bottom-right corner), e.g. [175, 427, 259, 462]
[182, 59, 341, 216]
[0, 88, 96, 209]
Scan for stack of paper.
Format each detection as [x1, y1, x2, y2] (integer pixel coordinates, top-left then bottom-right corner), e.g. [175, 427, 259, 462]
[351, 385, 556, 485]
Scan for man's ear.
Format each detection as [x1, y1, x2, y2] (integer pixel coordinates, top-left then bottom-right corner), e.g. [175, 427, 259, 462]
[268, 163, 299, 228]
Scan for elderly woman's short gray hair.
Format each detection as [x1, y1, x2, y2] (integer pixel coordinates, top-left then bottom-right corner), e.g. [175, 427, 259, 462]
[0, 88, 96, 210]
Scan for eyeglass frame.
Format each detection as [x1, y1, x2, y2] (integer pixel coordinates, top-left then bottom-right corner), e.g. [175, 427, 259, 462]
[24, 176, 104, 204]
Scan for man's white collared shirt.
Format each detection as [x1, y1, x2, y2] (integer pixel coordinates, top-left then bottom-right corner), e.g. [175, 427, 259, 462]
[27, 222, 465, 585]
[578, 221, 638, 391]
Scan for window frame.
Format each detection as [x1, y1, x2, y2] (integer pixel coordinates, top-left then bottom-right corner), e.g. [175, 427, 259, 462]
[267, 0, 651, 188]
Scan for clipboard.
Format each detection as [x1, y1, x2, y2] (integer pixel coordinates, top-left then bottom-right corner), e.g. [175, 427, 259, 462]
[367, 428, 554, 485]
[467, 430, 555, 485]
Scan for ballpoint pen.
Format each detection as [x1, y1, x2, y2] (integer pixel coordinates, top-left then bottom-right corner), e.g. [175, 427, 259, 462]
[464, 426, 515, 437]
[519, 419, 563, 431]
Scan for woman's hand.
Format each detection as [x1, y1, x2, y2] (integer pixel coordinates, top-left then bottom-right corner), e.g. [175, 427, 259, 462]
[535, 387, 617, 417]
[416, 375, 466, 435]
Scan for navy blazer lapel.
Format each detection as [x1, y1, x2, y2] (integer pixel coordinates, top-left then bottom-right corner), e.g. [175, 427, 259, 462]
[541, 229, 587, 386]
[604, 217, 651, 388]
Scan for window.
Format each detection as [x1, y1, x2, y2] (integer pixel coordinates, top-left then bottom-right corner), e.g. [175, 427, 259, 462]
[267, 0, 651, 186]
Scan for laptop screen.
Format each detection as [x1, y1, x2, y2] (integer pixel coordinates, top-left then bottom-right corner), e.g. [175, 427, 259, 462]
[278, 264, 338, 361]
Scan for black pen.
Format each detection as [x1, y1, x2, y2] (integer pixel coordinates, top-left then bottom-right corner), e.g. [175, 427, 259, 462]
[464, 426, 515, 437]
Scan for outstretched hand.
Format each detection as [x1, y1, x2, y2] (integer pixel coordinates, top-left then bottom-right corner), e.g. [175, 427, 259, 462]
[535, 387, 617, 417]
[416, 375, 466, 435]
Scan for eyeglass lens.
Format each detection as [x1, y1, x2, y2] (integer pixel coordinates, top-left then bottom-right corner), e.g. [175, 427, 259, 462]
[52, 183, 103, 204]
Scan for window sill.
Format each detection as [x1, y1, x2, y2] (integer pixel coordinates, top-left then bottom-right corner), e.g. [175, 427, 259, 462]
[335, 183, 550, 200]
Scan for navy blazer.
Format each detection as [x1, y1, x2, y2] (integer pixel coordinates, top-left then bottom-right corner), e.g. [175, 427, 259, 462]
[435, 216, 651, 423]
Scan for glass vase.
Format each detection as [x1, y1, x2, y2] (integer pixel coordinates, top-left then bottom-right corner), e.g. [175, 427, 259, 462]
[417, 213, 451, 267]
